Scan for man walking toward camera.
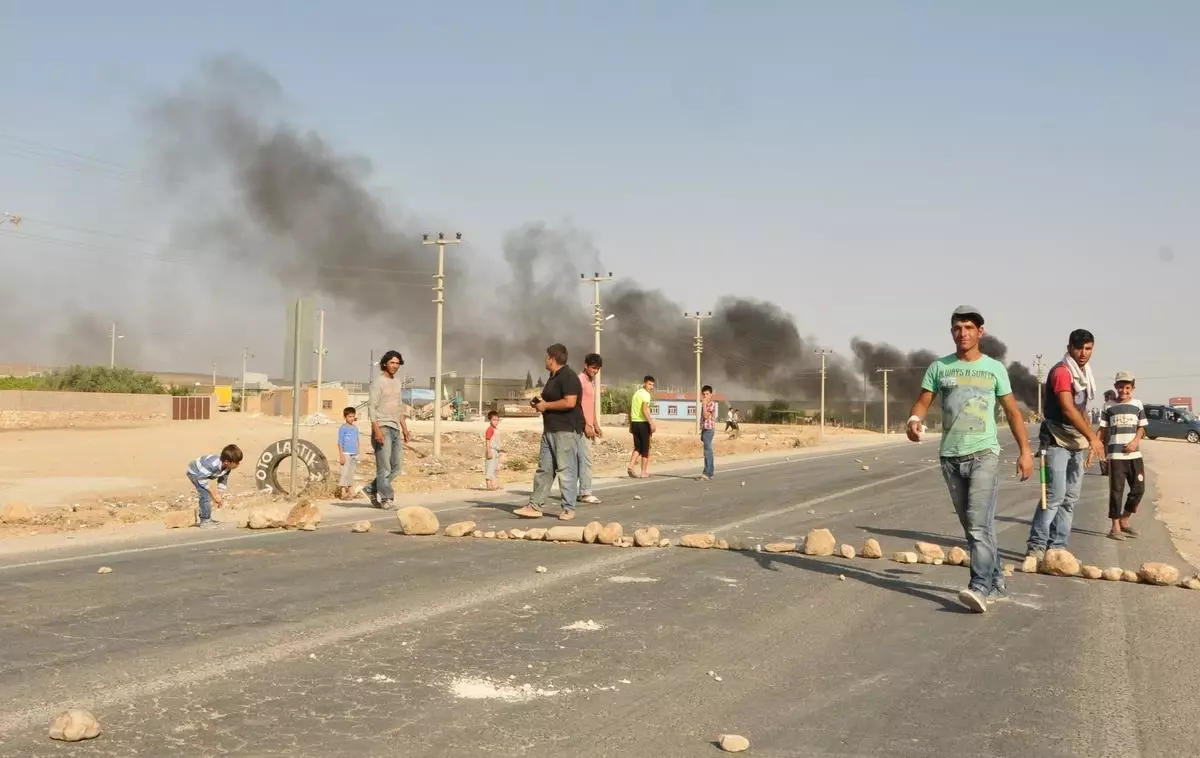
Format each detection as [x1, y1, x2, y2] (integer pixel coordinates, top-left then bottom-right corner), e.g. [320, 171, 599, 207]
[906, 306, 1033, 613]
[1025, 329, 1106, 559]
[515, 343, 583, 521]
[363, 350, 412, 510]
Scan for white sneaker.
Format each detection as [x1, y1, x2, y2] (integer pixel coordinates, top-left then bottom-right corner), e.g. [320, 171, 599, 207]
[957, 588, 988, 613]
[579, 494, 601, 504]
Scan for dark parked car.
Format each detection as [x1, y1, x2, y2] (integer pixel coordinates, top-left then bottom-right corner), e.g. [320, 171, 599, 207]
[1144, 404, 1200, 444]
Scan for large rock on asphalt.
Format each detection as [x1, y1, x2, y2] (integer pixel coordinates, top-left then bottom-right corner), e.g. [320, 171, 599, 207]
[764, 542, 796, 553]
[48, 709, 100, 742]
[247, 510, 277, 530]
[583, 521, 604, 544]
[680, 533, 716, 549]
[633, 526, 660, 547]
[597, 523, 623, 545]
[718, 734, 750, 752]
[860, 538, 883, 559]
[891, 551, 919, 564]
[1138, 562, 1180, 586]
[1080, 565, 1103, 580]
[0, 501, 35, 524]
[802, 528, 836, 556]
[285, 500, 321, 530]
[947, 546, 969, 566]
[525, 528, 548, 541]
[351, 521, 372, 533]
[839, 544, 856, 559]
[1040, 548, 1080, 577]
[395, 506, 439, 535]
[444, 521, 476, 537]
[914, 542, 945, 564]
[1101, 567, 1124, 581]
[1122, 569, 1139, 583]
[1180, 576, 1200, 590]
[546, 526, 586, 542]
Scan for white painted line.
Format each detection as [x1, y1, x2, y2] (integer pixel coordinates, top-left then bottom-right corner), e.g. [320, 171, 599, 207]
[0, 439, 908, 571]
[0, 459, 941, 737]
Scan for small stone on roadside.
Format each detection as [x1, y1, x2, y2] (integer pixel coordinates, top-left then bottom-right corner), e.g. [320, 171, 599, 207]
[718, 734, 750, 752]
[48, 709, 100, 742]
[536, 566, 548, 574]
[96, 566, 112, 574]
[351, 521, 372, 533]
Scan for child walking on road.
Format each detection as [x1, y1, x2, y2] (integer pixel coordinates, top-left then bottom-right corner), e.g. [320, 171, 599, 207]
[337, 406, 360, 500]
[186, 443, 243, 528]
[1099, 371, 1148, 540]
[484, 410, 503, 490]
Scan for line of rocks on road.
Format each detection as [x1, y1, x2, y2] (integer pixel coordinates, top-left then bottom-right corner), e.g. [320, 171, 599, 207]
[389, 512, 1200, 591]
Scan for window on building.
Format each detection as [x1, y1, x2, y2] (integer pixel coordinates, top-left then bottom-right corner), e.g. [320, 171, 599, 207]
[507, 390, 519, 399]
[668, 405, 678, 416]
[649, 403, 660, 415]
[687, 405, 696, 416]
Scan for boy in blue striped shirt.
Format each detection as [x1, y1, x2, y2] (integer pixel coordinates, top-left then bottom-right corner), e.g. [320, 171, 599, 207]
[186, 444, 244, 528]
[338, 406, 361, 500]
[1099, 371, 1148, 540]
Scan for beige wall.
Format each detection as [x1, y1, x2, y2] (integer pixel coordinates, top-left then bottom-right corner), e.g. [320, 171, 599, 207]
[263, 387, 350, 418]
[0, 391, 172, 414]
[0, 390, 174, 430]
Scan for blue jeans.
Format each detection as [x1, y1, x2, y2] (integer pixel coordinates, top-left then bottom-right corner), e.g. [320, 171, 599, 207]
[1027, 445, 1085, 552]
[575, 432, 593, 495]
[363, 426, 403, 503]
[701, 428, 715, 477]
[940, 451, 1002, 595]
[189, 476, 213, 522]
[530, 431, 579, 512]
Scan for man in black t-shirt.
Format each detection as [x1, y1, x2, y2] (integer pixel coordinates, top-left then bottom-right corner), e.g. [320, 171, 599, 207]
[515, 343, 583, 521]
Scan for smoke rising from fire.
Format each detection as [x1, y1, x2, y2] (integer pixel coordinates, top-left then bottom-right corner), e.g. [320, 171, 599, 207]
[39, 55, 1041, 410]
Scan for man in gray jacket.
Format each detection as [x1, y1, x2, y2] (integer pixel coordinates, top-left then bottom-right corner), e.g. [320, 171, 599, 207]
[363, 350, 411, 509]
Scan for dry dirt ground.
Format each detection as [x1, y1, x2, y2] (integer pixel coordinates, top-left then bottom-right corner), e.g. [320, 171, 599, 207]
[0, 412, 874, 538]
[1145, 438, 1200, 571]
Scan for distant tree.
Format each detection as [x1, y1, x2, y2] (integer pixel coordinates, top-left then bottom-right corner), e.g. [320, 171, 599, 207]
[535, 377, 545, 389]
[524, 371, 534, 390]
[601, 385, 634, 415]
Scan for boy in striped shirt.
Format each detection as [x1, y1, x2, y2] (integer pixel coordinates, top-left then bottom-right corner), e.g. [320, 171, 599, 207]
[186, 444, 244, 528]
[1099, 371, 1147, 540]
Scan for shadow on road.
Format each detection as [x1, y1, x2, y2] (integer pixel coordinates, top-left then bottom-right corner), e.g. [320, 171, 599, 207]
[732, 549, 973, 614]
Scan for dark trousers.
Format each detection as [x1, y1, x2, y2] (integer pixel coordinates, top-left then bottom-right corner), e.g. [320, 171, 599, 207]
[1108, 457, 1146, 519]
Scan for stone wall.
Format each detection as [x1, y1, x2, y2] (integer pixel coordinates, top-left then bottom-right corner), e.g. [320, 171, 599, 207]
[0, 391, 173, 430]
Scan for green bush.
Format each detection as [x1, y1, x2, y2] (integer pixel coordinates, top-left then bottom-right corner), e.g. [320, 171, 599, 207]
[0, 365, 168, 394]
[601, 385, 634, 416]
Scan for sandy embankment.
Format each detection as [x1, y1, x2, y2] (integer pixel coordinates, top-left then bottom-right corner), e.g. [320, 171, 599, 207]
[1146, 440, 1200, 571]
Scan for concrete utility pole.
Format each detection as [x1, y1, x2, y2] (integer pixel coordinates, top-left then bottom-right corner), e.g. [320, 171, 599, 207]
[240, 348, 253, 412]
[876, 368, 895, 433]
[686, 311, 713, 433]
[581, 272, 613, 425]
[211, 361, 217, 389]
[862, 372, 868, 428]
[1034, 353, 1045, 419]
[289, 299, 304, 495]
[478, 357, 484, 418]
[108, 322, 123, 368]
[813, 349, 834, 439]
[314, 309, 327, 418]
[423, 232, 462, 458]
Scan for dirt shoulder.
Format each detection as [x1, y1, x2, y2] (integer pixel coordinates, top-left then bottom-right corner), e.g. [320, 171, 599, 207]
[0, 413, 885, 542]
[1145, 439, 1200, 571]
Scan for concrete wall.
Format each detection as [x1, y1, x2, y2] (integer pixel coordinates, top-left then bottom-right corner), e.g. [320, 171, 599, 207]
[0, 390, 173, 430]
[263, 387, 351, 418]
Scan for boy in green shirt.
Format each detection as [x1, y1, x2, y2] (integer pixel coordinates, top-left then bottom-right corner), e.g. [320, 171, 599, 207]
[627, 376, 656, 478]
[906, 305, 1033, 614]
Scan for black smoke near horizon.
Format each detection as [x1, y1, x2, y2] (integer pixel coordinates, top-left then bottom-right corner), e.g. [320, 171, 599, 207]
[49, 54, 1034, 408]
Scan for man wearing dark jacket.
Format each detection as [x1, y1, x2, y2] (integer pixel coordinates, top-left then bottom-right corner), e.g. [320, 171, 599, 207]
[514, 343, 584, 521]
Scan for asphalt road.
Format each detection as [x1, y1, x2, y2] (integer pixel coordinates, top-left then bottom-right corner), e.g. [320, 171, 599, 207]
[1, 434, 1197, 757]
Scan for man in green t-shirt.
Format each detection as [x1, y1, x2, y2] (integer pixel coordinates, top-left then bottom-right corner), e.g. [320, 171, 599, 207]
[627, 376, 656, 478]
[906, 305, 1033, 614]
